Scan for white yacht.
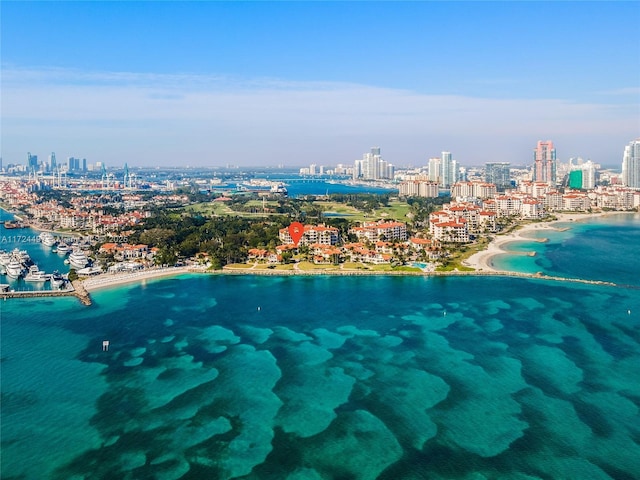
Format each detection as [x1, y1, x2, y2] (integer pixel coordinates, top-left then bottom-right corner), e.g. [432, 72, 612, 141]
[0, 251, 10, 266]
[68, 250, 90, 269]
[56, 243, 70, 255]
[5, 259, 25, 278]
[51, 270, 66, 288]
[11, 248, 31, 264]
[24, 265, 50, 282]
[39, 232, 57, 247]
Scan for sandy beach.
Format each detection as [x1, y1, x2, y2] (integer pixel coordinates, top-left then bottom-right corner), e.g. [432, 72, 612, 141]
[464, 211, 628, 272]
[82, 266, 194, 292]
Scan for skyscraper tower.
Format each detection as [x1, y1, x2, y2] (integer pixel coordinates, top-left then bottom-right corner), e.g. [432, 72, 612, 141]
[354, 147, 392, 180]
[27, 152, 39, 172]
[622, 138, 640, 188]
[440, 151, 453, 188]
[428, 157, 441, 183]
[49, 152, 57, 172]
[533, 140, 556, 185]
[124, 163, 131, 188]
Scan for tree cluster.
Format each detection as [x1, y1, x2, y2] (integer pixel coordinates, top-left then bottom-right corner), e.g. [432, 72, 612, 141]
[128, 211, 291, 268]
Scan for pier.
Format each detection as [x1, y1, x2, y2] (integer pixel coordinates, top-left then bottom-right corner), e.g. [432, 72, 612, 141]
[1, 280, 92, 305]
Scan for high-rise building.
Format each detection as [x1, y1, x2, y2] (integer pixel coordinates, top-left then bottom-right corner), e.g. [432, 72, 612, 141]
[485, 162, 511, 191]
[67, 157, 81, 172]
[622, 139, 640, 189]
[428, 157, 441, 183]
[569, 160, 597, 190]
[533, 140, 556, 185]
[48, 152, 57, 172]
[440, 151, 453, 188]
[353, 147, 393, 180]
[27, 152, 39, 172]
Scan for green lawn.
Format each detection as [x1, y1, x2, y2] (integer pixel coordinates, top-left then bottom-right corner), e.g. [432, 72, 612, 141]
[186, 198, 412, 223]
[185, 202, 233, 216]
[297, 261, 340, 271]
[316, 199, 411, 223]
[224, 263, 254, 269]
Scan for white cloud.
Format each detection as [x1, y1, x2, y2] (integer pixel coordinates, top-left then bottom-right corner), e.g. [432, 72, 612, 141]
[2, 67, 638, 166]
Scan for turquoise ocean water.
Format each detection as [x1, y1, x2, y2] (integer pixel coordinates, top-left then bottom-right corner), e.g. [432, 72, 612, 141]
[2, 214, 640, 479]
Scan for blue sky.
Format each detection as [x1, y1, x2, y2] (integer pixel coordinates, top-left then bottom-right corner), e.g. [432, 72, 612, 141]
[2, 1, 639, 168]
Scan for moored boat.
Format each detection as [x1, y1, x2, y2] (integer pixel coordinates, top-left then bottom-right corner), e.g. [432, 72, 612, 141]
[51, 270, 66, 288]
[0, 251, 11, 266]
[56, 243, 70, 255]
[24, 265, 50, 282]
[39, 232, 57, 247]
[3, 221, 26, 229]
[11, 248, 31, 265]
[5, 260, 25, 278]
[68, 250, 90, 269]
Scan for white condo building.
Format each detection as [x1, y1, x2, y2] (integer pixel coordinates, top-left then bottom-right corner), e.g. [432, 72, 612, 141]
[440, 151, 458, 188]
[399, 179, 439, 198]
[622, 139, 640, 189]
[353, 147, 394, 180]
[427, 152, 457, 188]
[428, 157, 441, 183]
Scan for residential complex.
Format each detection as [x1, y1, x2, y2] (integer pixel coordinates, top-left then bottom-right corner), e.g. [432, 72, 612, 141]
[353, 147, 395, 181]
[398, 179, 439, 198]
[278, 224, 340, 246]
[622, 139, 640, 189]
[533, 140, 557, 185]
[485, 162, 511, 191]
[427, 151, 458, 188]
[350, 220, 408, 242]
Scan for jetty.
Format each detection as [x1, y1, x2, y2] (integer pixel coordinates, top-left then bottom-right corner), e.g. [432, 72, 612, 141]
[1, 281, 92, 306]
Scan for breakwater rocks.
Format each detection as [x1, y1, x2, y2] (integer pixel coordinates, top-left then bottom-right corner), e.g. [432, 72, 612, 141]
[2, 281, 92, 306]
[213, 267, 621, 288]
[71, 280, 92, 306]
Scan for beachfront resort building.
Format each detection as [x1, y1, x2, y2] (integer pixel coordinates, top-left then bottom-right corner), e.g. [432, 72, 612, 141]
[278, 224, 340, 246]
[429, 202, 497, 240]
[349, 220, 408, 242]
[429, 215, 469, 243]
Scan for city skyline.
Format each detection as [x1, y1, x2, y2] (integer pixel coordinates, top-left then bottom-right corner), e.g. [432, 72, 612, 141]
[2, 2, 639, 168]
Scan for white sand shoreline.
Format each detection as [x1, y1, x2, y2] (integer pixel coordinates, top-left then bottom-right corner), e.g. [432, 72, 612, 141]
[82, 266, 193, 292]
[464, 211, 635, 272]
